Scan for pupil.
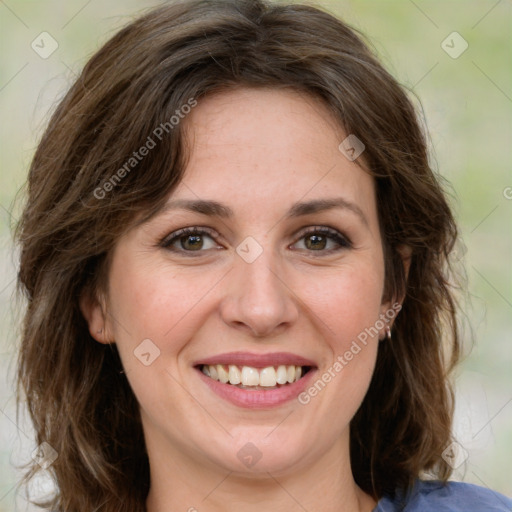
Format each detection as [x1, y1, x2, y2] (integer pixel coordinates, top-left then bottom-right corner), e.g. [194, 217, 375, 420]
[183, 235, 203, 250]
[307, 234, 326, 250]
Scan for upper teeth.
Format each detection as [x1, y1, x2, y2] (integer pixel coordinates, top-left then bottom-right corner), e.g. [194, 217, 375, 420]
[202, 364, 304, 387]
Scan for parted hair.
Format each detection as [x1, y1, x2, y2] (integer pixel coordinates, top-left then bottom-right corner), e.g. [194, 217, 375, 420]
[16, 0, 461, 510]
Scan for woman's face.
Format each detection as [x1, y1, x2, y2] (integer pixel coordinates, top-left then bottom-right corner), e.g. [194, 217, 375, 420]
[85, 88, 395, 479]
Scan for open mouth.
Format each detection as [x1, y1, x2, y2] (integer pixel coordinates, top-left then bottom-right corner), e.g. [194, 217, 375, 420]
[197, 364, 314, 390]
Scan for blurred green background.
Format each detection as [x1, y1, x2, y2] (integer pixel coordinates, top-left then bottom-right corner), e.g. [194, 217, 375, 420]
[0, 0, 510, 509]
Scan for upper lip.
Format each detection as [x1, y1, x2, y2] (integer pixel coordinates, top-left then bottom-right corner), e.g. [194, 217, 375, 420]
[193, 351, 317, 368]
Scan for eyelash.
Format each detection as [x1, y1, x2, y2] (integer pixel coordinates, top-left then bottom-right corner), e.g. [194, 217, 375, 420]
[160, 226, 352, 256]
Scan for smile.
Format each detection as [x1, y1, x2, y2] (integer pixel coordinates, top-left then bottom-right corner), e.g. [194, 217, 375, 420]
[193, 352, 318, 408]
[200, 364, 312, 389]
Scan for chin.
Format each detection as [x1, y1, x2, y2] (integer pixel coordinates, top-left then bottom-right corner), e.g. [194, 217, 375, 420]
[199, 428, 313, 477]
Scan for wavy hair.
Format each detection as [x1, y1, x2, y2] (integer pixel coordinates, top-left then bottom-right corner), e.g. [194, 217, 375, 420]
[16, 0, 461, 509]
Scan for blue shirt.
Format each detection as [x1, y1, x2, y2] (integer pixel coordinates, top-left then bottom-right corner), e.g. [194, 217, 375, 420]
[373, 479, 512, 511]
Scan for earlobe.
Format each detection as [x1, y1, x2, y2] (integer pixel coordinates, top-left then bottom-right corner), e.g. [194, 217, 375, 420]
[79, 291, 113, 344]
[378, 302, 402, 341]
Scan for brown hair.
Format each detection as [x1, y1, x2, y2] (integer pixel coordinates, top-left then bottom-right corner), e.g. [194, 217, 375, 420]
[16, 0, 461, 509]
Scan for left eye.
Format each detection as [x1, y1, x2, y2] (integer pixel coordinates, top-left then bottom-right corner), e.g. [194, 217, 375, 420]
[291, 226, 352, 253]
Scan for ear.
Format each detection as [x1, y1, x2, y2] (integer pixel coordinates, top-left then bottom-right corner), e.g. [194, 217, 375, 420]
[79, 289, 114, 344]
[397, 244, 412, 283]
[378, 244, 412, 338]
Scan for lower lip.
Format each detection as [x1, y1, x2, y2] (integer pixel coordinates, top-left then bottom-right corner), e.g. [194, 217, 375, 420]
[196, 367, 317, 409]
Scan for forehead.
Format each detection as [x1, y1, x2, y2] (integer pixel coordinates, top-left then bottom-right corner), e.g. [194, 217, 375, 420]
[184, 87, 344, 166]
[173, 87, 376, 225]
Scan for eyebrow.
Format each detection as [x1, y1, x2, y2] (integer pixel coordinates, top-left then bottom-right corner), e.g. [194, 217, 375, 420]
[157, 197, 368, 226]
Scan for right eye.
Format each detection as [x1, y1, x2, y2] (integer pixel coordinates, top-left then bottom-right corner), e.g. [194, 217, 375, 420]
[160, 227, 222, 254]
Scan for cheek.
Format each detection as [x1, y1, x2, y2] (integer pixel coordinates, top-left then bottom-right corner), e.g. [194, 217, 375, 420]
[300, 263, 385, 347]
[105, 260, 205, 421]
[106, 258, 226, 362]
[292, 266, 383, 442]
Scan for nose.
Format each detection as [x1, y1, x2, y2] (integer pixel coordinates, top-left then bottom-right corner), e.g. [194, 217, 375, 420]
[219, 247, 299, 338]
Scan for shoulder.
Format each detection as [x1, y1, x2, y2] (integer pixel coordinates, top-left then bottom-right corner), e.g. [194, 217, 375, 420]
[374, 479, 512, 512]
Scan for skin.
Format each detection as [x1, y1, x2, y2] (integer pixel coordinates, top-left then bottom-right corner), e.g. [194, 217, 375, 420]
[82, 88, 408, 512]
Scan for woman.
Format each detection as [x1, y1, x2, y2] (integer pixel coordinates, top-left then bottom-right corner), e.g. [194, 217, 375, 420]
[15, 0, 511, 510]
